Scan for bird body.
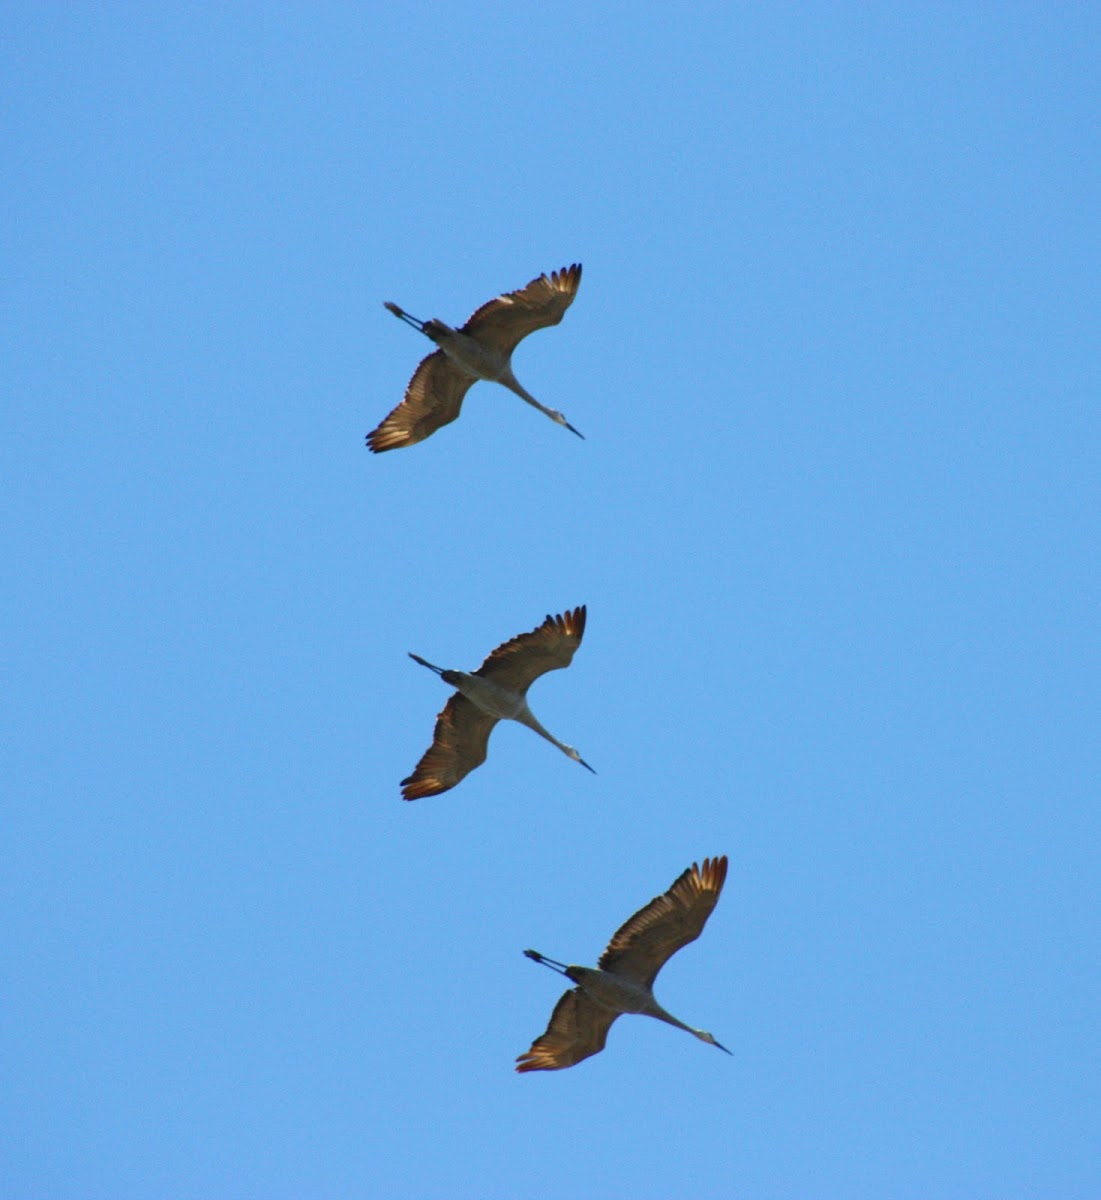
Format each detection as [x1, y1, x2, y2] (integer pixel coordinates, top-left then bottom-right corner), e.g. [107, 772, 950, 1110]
[413, 321, 513, 384]
[517, 857, 730, 1072]
[401, 607, 593, 800]
[557, 966, 679, 1018]
[409, 659, 553, 729]
[368, 265, 584, 451]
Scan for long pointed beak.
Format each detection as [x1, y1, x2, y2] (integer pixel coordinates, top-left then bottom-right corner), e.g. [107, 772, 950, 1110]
[578, 756, 596, 774]
[713, 1038, 732, 1056]
[408, 652, 444, 675]
[565, 420, 585, 439]
[384, 301, 427, 332]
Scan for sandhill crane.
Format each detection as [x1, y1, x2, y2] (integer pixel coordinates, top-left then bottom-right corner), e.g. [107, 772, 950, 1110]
[517, 856, 730, 1071]
[401, 606, 594, 800]
[367, 264, 584, 451]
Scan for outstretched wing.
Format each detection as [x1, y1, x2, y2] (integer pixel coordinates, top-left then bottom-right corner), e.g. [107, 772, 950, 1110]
[367, 350, 476, 452]
[461, 264, 582, 357]
[400, 694, 498, 800]
[598, 856, 729, 987]
[474, 606, 587, 694]
[515, 986, 618, 1073]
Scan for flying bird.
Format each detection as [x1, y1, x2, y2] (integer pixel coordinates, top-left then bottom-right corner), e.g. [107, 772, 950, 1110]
[517, 856, 730, 1072]
[401, 606, 594, 800]
[367, 264, 584, 451]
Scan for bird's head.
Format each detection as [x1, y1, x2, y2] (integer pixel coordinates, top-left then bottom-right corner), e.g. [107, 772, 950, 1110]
[564, 746, 596, 774]
[696, 1030, 732, 1055]
[549, 410, 585, 439]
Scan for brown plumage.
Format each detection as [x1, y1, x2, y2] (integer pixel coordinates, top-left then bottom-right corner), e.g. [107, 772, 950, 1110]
[368, 351, 471, 452]
[400, 695, 496, 802]
[517, 857, 730, 1072]
[401, 607, 592, 800]
[460, 264, 582, 356]
[517, 987, 617, 1074]
[597, 855, 729, 988]
[368, 264, 583, 452]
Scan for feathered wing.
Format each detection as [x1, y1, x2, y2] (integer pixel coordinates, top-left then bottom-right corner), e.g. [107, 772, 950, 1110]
[461, 264, 582, 357]
[367, 350, 476, 452]
[400, 694, 498, 800]
[515, 987, 618, 1073]
[597, 856, 729, 987]
[475, 606, 586, 693]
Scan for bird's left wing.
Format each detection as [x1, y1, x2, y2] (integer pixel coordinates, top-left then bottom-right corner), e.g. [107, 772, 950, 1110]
[597, 856, 729, 987]
[475, 606, 586, 693]
[461, 264, 582, 357]
[515, 986, 618, 1073]
[401, 694, 498, 800]
[367, 350, 475, 452]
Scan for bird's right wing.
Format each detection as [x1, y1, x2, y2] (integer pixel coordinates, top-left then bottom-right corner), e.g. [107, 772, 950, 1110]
[515, 987, 618, 1073]
[461, 264, 582, 357]
[597, 856, 729, 987]
[476, 606, 587, 693]
[400, 694, 498, 800]
[367, 350, 475, 452]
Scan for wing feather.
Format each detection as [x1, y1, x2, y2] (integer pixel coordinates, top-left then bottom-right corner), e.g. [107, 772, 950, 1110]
[461, 264, 582, 357]
[367, 350, 475, 452]
[597, 856, 729, 987]
[475, 606, 586, 693]
[515, 987, 618, 1073]
[400, 694, 498, 800]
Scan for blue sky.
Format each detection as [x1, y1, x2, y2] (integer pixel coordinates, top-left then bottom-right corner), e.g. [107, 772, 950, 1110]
[4, 5, 1098, 1197]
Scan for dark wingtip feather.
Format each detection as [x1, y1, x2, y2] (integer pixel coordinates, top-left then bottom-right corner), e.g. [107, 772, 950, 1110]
[365, 424, 396, 453]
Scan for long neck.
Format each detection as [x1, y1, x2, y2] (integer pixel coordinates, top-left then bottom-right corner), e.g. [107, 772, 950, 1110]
[499, 367, 556, 420]
[648, 999, 704, 1039]
[514, 702, 571, 756]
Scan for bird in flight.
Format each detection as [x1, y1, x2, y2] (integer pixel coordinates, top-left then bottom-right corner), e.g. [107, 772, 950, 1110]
[517, 856, 730, 1071]
[367, 264, 584, 451]
[401, 606, 594, 800]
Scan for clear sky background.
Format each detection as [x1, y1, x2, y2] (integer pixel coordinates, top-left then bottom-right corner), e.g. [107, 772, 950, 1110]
[4, 5, 1098, 1198]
